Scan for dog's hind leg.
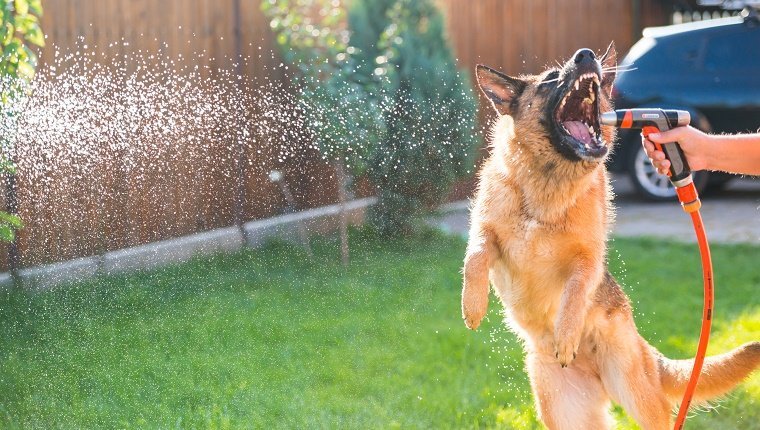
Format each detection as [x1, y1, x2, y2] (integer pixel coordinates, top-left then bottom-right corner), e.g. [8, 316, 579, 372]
[527, 353, 613, 430]
[600, 338, 672, 430]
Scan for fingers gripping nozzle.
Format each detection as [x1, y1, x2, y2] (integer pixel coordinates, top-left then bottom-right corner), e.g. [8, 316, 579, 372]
[601, 108, 700, 212]
[599, 109, 691, 181]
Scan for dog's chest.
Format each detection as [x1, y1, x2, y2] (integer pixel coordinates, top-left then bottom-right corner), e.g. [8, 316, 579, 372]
[492, 214, 565, 292]
[502, 212, 566, 269]
[487, 214, 582, 339]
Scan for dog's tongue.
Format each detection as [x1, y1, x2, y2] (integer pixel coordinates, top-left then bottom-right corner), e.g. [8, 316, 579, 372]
[564, 121, 592, 144]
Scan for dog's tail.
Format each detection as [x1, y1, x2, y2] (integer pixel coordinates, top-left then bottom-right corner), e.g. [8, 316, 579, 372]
[658, 341, 760, 403]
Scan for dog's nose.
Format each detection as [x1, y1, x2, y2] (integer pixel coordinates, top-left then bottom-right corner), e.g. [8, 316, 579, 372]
[574, 48, 596, 64]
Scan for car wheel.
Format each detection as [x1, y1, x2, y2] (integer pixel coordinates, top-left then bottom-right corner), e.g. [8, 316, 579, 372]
[627, 144, 708, 201]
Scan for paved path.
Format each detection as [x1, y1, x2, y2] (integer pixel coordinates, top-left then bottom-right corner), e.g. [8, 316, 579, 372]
[437, 174, 760, 245]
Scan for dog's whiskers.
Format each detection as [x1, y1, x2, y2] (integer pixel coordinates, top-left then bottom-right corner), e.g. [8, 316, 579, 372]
[602, 67, 637, 73]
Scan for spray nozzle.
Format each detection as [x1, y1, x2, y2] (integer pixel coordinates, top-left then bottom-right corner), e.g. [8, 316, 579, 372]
[601, 108, 699, 212]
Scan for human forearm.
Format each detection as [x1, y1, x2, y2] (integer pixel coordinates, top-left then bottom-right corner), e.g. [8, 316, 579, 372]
[704, 133, 760, 176]
[645, 127, 760, 176]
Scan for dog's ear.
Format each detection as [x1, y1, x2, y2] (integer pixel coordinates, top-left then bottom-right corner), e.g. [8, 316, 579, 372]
[600, 41, 616, 98]
[475, 64, 526, 117]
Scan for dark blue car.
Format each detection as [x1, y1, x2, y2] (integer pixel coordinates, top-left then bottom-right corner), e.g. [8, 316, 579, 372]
[608, 8, 760, 200]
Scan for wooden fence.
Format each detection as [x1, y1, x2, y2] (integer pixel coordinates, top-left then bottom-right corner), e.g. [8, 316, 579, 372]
[439, 0, 668, 76]
[2, 0, 671, 270]
[4, 0, 340, 269]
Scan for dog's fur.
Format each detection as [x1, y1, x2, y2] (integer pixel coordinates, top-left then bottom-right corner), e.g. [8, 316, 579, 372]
[462, 44, 760, 429]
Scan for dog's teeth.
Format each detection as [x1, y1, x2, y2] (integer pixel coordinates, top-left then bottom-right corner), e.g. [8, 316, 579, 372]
[574, 80, 579, 90]
[589, 91, 595, 102]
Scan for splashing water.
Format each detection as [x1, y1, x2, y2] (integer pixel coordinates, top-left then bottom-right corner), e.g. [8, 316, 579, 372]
[0, 42, 329, 266]
[0, 38, 479, 267]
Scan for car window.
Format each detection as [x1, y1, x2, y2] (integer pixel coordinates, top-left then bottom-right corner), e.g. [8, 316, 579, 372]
[704, 28, 760, 71]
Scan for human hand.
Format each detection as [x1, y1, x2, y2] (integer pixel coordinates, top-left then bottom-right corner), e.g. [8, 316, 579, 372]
[642, 125, 711, 175]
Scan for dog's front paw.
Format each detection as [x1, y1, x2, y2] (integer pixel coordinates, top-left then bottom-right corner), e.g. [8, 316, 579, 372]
[462, 285, 488, 330]
[553, 332, 580, 368]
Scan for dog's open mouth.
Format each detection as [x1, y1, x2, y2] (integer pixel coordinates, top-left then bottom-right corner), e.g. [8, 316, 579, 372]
[554, 72, 606, 159]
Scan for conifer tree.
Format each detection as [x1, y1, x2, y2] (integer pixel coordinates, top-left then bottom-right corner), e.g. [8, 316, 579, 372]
[350, 0, 478, 235]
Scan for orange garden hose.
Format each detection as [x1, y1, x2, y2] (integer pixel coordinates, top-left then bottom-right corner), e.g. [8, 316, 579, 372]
[650, 138, 714, 430]
[601, 110, 715, 429]
[673, 197, 714, 430]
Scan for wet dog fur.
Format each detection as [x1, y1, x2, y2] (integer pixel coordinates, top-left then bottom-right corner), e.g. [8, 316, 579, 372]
[462, 43, 760, 429]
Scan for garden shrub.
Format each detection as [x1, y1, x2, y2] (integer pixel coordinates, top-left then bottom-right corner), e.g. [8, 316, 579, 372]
[263, 0, 479, 237]
[350, 0, 478, 235]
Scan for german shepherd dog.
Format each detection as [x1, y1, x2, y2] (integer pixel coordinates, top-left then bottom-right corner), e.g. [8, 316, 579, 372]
[462, 43, 760, 429]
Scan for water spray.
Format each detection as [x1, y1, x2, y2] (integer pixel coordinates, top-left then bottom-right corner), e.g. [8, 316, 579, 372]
[600, 108, 713, 430]
[268, 170, 313, 258]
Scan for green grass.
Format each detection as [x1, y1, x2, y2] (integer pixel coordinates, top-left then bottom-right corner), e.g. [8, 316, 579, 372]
[0, 229, 758, 429]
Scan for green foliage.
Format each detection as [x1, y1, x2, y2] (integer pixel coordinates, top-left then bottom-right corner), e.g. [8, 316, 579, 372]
[300, 66, 385, 173]
[261, 0, 380, 178]
[0, 210, 21, 241]
[0, 0, 42, 243]
[0, 0, 44, 87]
[353, 0, 478, 235]
[264, 0, 478, 235]
[0, 234, 757, 427]
[261, 0, 346, 76]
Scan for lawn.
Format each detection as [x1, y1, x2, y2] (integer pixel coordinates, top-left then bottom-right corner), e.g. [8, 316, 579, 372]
[0, 228, 758, 429]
